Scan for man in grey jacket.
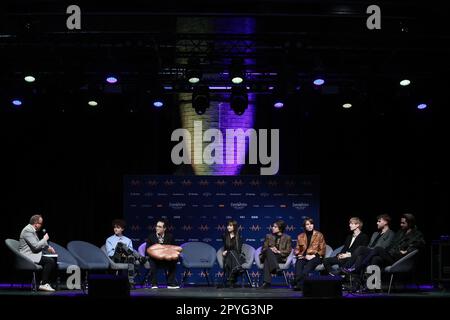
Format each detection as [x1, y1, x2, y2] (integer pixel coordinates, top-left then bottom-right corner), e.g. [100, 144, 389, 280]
[342, 214, 395, 270]
[19, 214, 57, 291]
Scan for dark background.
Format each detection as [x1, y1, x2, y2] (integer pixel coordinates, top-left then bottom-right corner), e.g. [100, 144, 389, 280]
[1, 0, 449, 283]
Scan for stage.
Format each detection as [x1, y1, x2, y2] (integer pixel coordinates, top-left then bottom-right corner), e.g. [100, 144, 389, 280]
[1, 285, 449, 318]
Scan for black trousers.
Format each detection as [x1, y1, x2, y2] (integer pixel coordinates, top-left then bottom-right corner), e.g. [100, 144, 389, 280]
[261, 249, 283, 284]
[346, 246, 373, 268]
[322, 256, 350, 273]
[294, 256, 321, 285]
[353, 246, 395, 272]
[38, 256, 56, 284]
[223, 250, 244, 282]
[148, 257, 177, 285]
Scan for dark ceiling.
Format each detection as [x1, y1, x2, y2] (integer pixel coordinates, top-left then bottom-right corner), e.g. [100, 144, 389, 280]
[0, 0, 448, 110]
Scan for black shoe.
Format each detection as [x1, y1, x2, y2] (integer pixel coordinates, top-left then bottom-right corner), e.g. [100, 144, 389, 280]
[293, 285, 302, 291]
[259, 282, 271, 289]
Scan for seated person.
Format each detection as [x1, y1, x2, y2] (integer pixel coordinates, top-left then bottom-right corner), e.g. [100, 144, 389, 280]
[323, 217, 368, 275]
[259, 220, 292, 289]
[222, 220, 245, 287]
[293, 217, 326, 291]
[146, 219, 180, 289]
[343, 214, 395, 270]
[344, 213, 425, 274]
[19, 214, 57, 292]
[105, 219, 140, 286]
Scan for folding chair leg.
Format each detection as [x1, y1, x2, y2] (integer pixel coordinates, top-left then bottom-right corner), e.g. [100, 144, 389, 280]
[182, 270, 188, 285]
[244, 270, 253, 288]
[388, 274, 394, 294]
[283, 271, 289, 287]
[32, 272, 37, 291]
[204, 269, 210, 286]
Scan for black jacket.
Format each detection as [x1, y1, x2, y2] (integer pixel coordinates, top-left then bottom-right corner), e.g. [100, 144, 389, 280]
[388, 228, 425, 260]
[340, 232, 369, 254]
[222, 233, 243, 254]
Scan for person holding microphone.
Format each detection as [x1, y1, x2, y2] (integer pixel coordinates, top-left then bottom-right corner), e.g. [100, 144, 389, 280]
[19, 214, 57, 291]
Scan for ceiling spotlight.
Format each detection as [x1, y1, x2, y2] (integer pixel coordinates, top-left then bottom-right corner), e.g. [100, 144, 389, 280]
[192, 85, 210, 115]
[12, 99, 23, 106]
[24, 75, 36, 83]
[106, 76, 118, 84]
[88, 100, 98, 107]
[188, 76, 200, 84]
[186, 57, 202, 84]
[274, 101, 284, 108]
[417, 103, 427, 110]
[230, 86, 248, 115]
[342, 103, 352, 109]
[231, 75, 244, 84]
[230, 59, 245, 85]
[313, 78, 325, 86]
[400, 79, 411, 86]
[153, 100, 164, 108]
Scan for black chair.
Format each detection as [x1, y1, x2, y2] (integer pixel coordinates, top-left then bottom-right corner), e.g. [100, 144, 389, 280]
[5, 239, 43, 291]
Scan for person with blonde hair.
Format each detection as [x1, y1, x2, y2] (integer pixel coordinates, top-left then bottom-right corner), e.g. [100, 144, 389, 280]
[323, 217, 369, 276]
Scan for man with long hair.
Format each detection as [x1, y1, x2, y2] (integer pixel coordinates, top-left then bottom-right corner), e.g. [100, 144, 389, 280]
[259, 220, 292, 288]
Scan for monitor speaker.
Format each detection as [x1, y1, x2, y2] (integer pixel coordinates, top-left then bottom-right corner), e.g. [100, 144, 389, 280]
[303, 275, 342, 298]
[88, 274, 130, 297]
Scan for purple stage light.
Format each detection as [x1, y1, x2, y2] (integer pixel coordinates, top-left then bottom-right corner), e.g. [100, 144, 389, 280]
[417, 103, 427, 110]
[313, 78, 325, 86]
[274, 101, 284, 108]
[12, 99, 22, 106]
[106, 76, 118, 84]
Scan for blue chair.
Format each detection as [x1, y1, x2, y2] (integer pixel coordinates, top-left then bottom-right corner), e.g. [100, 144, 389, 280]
[216, 244, 255, 287]
[48, 241, 78, 271]
[67, 241, 110, 289]
[48, 241, 79, 289]
[5, 239, 42, 291]
[384, 250, 419, 294]
[254, 247, 294, 286]
[312, 245, 333, 271]
[180, 242, 216, 286]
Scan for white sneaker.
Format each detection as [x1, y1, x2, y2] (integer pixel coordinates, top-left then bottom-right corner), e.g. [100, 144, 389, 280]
[167, 285, 180, 289]
[151, 285, 158, 289]
[38, 283, 55, 292]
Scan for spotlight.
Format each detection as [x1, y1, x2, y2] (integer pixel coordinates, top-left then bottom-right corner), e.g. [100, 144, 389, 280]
[192, 85, 210, 115]
[24, 75, 36, 83]
[417, 103, 427, 110]
[153, 100, 164, 108]
[274, 101, 284, 108]
[230, 86, 248, 115]
[400, 79, 411, 86]
[188, 75, 200, 84]
[230, 59, 245, 84]
[186, 58, 202, 84]
[342, 103, 352, 109]
[106, 76, 118, 84]
[231, 75, 244, 84]
[88, 100, 98, 107]
[313, 78, 325, 86]
[186, 69, 201, 84]
[12, 99, 23, 106]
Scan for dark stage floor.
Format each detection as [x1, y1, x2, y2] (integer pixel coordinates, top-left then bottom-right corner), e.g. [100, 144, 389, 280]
[1, 285, 449, 299]
[1, 285, 449, 318]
